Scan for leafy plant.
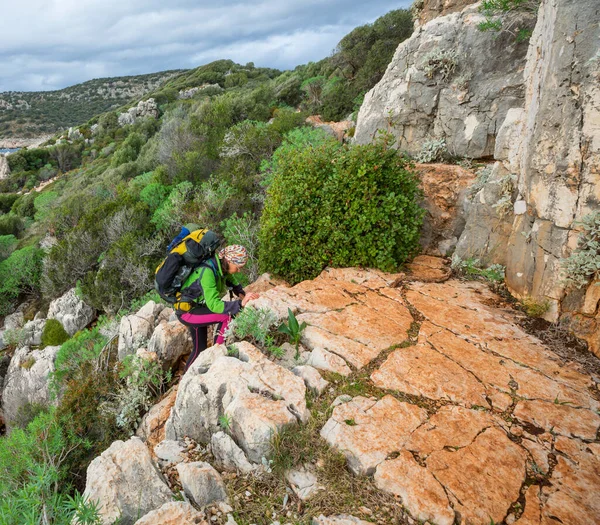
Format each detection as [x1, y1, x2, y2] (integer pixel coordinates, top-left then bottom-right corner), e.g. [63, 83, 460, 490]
[452, 255, 505, 283]
[218, 413, 232, 432]
[520, 296, 550, 318]
[225, 306, 278, 348]
[101, 354, 172, 435]
[478, 0, 540, 42]
[278, 308, 307, 360]
[414, 137, 449, 163]
[562, 213, 600, 289]
[422, 49, 459, 81]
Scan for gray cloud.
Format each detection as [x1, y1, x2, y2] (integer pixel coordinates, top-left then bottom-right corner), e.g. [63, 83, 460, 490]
[0, 0, 411, 92]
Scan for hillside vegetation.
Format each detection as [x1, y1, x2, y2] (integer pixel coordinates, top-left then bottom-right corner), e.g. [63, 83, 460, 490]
[0, 70, 183, 139]
[0, 8, 422, 524]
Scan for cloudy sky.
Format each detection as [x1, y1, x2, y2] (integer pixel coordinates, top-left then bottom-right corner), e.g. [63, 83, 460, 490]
[0, 0, 411, 92]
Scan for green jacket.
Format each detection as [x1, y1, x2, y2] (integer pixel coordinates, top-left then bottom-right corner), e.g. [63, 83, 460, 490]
[179, 257, 243, 315]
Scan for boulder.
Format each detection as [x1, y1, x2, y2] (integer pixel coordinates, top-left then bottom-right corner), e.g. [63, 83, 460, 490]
[154, 439, 186, 465]
[47, 288, 95, 336]
[136, 387, 178, 450]
[244, 273, 289, 294]
[415, 0, 480, 26]
[454, 162, 516, 266]
[3, 311, 24, 331]
[285, 466, 322, 500]
[354, 4, 534, 158]
[166, 342, 308, 463]
[210, 431, 255, 474]
[118, 301, 164, 360]
[133, 501, 203, 525]
[292, 365, 329, 395]
[147, 320, 192, 369]
[82, 437, 173, 525]
[20, 319, 46, 347]
[118, 98, 159, 126]
[176, 461, 228, 507]
[1, 345, 59, 429]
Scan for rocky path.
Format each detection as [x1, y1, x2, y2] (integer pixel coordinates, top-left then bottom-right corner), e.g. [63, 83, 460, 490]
[249, 259, 600, 525]
[74, 258, 600, 525]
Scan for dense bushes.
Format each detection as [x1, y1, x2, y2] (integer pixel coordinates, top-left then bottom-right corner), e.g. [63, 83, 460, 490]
[0, 246, 44, 314]
[0, 408, 100, 524]
[259, 129, 424, 283]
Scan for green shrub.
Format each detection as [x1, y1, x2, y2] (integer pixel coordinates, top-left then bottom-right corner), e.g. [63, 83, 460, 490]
[0, 193, 19, 213]
[451, 256, 506, 282]
[100, 354, 171, 435]
[41, 318, 70, 347]
[33, 191, 59, 222]
[0, 213, 24, 236]
[259, 134, 424, 284]
[0, 234, 17, 261]
[414, 137, 449, 163]
[139, 182, 171, 209]
[0, 246, 44, 315]
[225, 306, 278, 348]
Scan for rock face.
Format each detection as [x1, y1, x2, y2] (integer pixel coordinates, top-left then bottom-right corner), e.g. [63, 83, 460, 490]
[47, 288, 95, 336]
[354, 4, 533, 158]
[20, 319, 46, 347]
[82, 437, 173, 525]
[166, 342, 308, 463]
[136, 387, 178, 449]
[118, 98, 159, 126]
[0, 154, 10, 180]
[414, 0, 480, 26]
[451, 0, 600, 351]
[1, 345, 59, 429]
[416, 163, 477, 256]
[118, 301, 166, 360]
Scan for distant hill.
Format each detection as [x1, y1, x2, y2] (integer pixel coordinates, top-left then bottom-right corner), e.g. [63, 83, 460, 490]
[0, 70, 185, 139]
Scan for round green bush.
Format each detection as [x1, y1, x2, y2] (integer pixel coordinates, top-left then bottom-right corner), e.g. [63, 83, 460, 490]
[259, 133, 424, 284]
[41, 319, 70, 347]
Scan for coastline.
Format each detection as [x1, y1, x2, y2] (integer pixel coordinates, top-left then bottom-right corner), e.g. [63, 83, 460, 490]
[0, 135, 52, 149]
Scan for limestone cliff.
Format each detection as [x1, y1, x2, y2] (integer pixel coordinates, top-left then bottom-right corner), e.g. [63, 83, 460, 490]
[354, 3, 534, 158]
[458, 0, 600, 352]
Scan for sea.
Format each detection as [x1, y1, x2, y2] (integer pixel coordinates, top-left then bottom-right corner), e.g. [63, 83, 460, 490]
[0, 148, 19, 155]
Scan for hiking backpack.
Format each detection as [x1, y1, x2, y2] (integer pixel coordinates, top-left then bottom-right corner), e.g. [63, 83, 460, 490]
[154, 225, 221, 304]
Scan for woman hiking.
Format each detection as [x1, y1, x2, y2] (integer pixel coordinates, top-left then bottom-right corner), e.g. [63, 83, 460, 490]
[175, 245, 259, 372]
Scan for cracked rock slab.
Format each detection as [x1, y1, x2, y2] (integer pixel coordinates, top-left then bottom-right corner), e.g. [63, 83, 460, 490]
[426, 427, 527, 525]
[405, 405, 497, 458]
[375, 450, 455, 525]
[319, 395, 427, 475]
[371, 342, 489, 408]
[513, 400, 600, 440]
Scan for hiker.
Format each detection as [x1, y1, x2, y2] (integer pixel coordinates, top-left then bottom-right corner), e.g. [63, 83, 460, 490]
[175, 244, 259, 372]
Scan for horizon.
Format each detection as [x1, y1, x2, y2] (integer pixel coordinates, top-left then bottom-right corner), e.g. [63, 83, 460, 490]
[0, 0, 410, 93]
